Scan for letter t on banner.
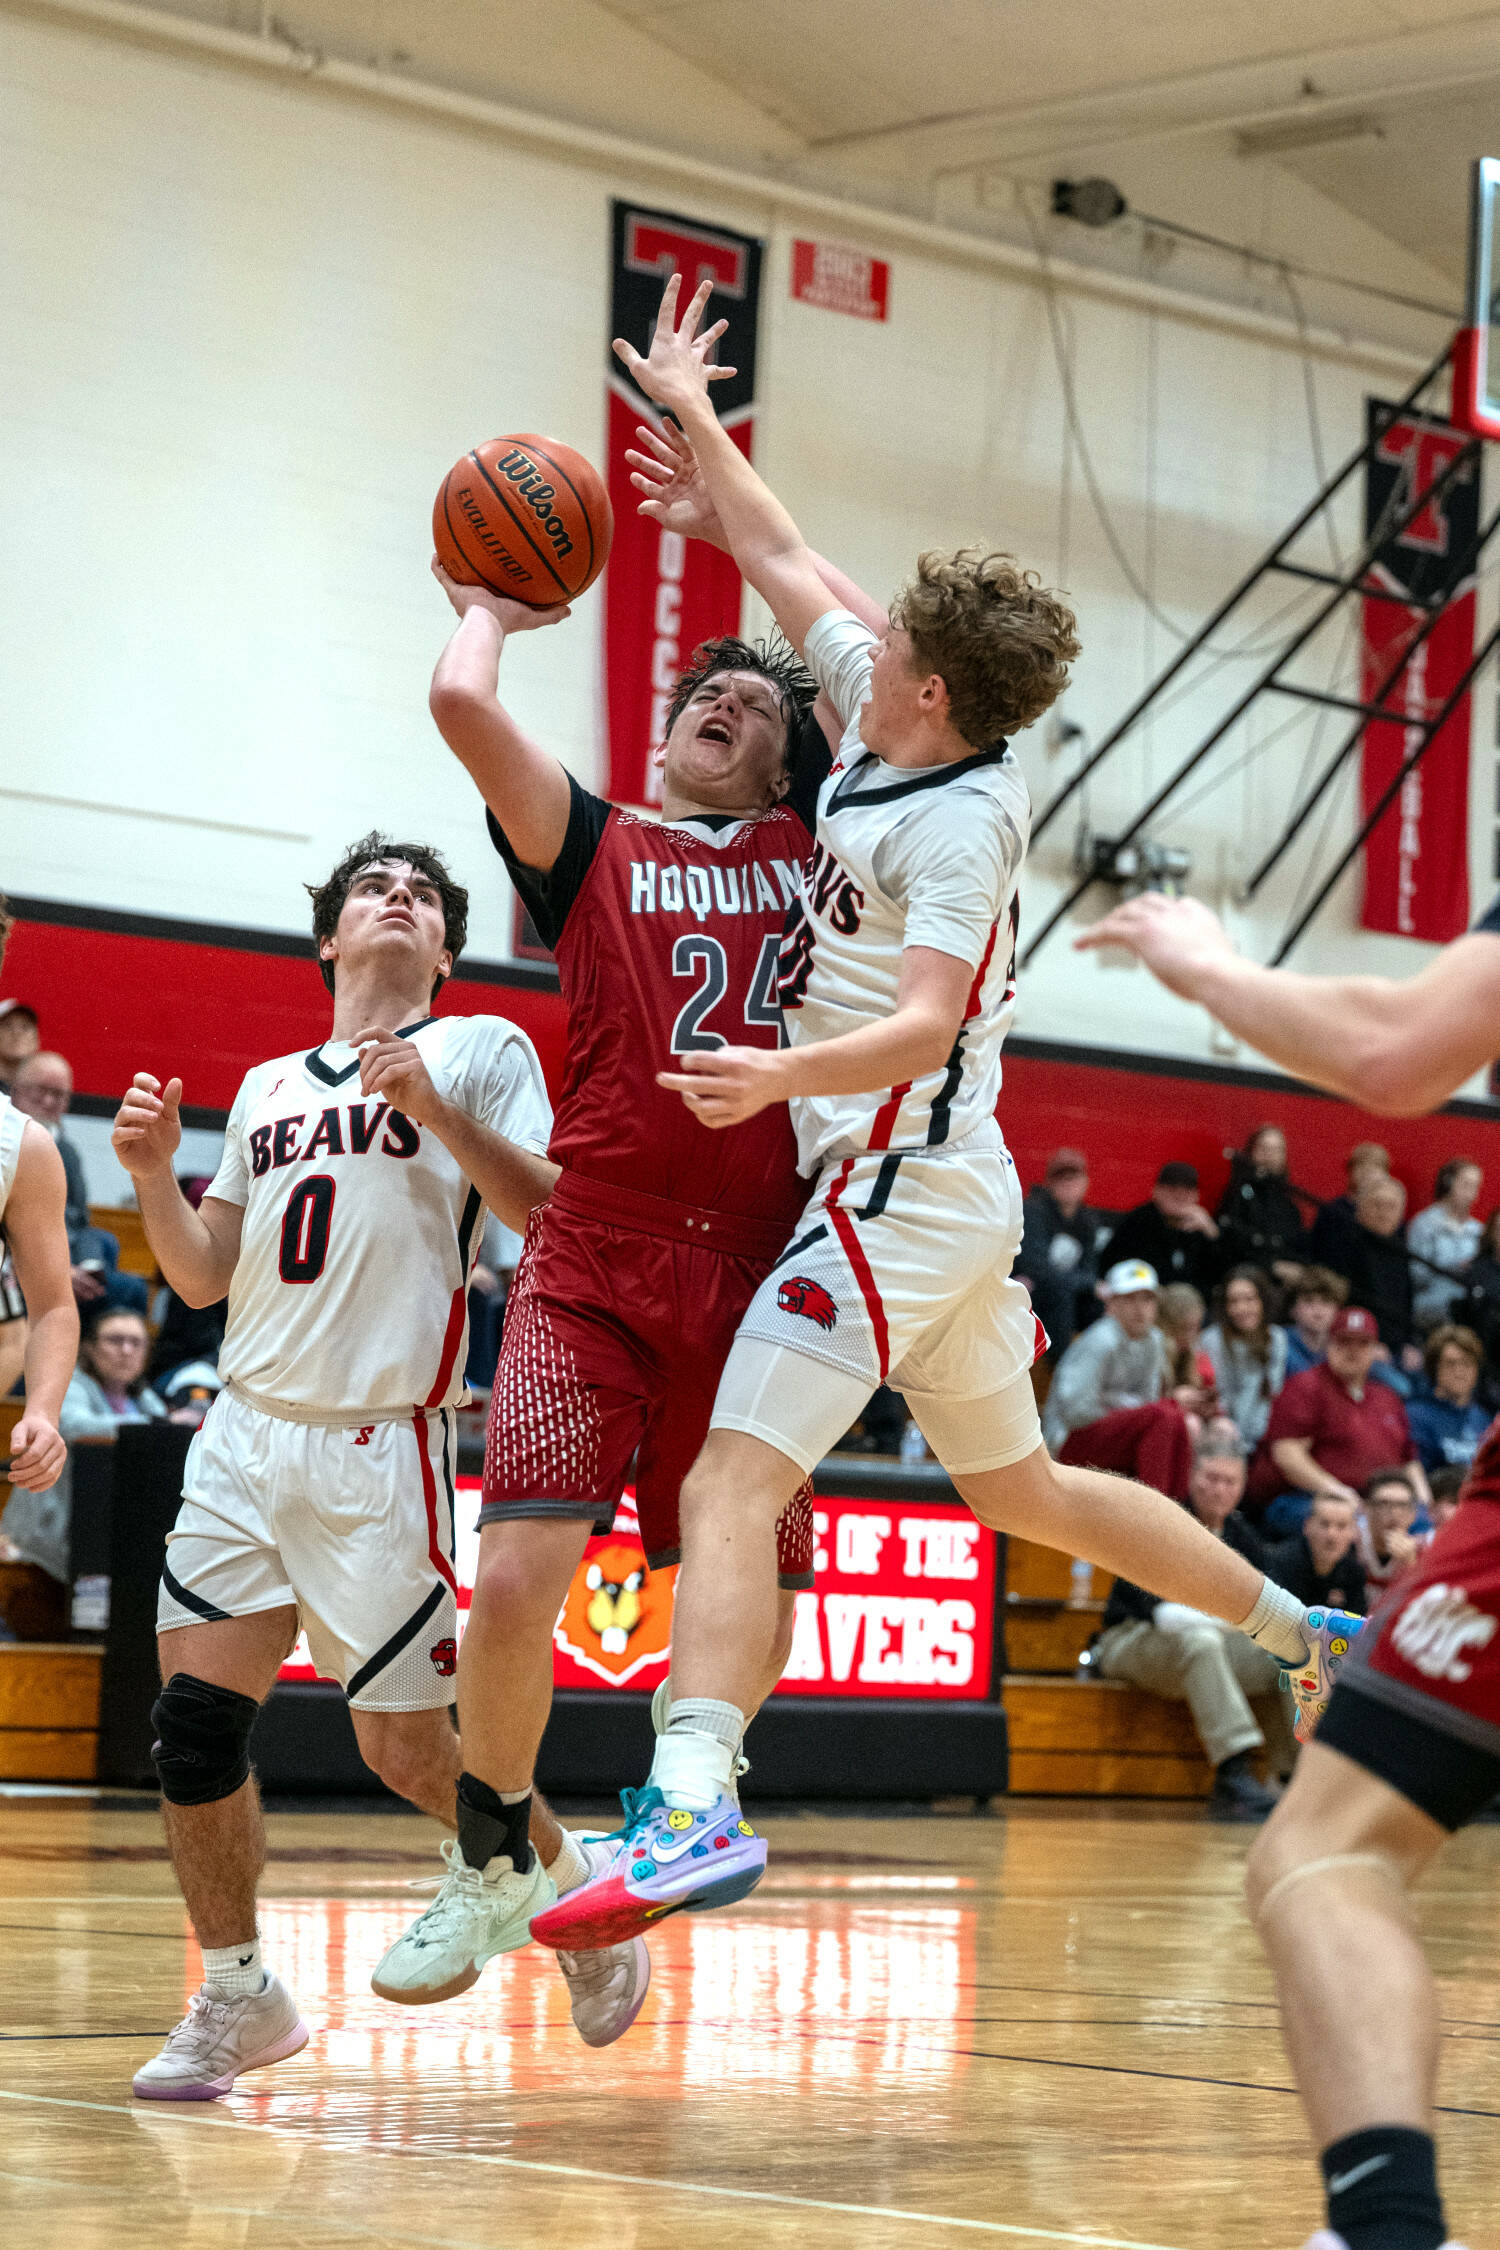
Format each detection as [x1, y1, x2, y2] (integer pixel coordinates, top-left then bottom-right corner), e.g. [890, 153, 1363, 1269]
[605, 202, 764, 807]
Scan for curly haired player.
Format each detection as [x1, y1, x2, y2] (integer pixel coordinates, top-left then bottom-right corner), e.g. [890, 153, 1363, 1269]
[531, 276, 1336, 1954]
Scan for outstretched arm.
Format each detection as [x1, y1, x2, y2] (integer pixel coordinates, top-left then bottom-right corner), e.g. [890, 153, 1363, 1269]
[613, 278, 840, 657]
[3, 1124, 79, 1492]
[428, 570, 575, 869]
[1077, 894, 1500, 1116]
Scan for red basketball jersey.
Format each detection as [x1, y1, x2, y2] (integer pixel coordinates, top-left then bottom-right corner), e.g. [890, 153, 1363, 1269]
[491, 782, 814, 1227]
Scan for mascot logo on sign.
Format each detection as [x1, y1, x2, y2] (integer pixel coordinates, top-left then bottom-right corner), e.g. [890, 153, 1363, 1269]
[555, 1537, 673, 1687]
[778, 1275, 838, 1331]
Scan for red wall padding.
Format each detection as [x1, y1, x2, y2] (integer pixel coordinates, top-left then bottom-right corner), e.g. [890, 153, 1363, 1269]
[5, 911, 1498, 1213]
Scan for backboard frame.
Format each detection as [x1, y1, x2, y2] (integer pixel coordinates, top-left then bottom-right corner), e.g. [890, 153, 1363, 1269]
[1453, 156, 1500, 441]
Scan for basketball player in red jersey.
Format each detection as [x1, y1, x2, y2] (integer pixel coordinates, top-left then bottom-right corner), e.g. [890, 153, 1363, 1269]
[371, 485, 888, 2034]
[1078, 887, 1500, 2250]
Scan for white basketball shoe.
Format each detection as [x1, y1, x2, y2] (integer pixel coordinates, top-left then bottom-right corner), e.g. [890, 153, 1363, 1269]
[132, 1974, 308, 2100]
[370, 1837, 555, 2004]
[554, 1837, 651, 2046]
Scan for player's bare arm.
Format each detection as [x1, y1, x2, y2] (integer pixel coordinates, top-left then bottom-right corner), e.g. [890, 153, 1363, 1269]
[658, 945, 972, 1129]
[427, 566, 574, 870]
[112, 1073, 243, 1306]
[1079, 892, 1500, 1114]
[354, 1028, 559, 1233]
[3, 1123, 78, 1492]
[613, 276, 838, 657]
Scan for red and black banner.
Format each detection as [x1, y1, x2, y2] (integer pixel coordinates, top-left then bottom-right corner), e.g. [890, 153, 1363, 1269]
[604, 202, 763, 808]
[1359, 402, 1480, 942]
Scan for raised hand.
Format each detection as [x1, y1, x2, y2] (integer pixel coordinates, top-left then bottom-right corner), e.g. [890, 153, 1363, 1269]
[624, 420, 727, 550]
[355, 1026, 444, 1131]
[431, 558, 571, 633]
[612, 274, 736, 417]
[1074, 892, 1239, 1002]
[112, 1072, 183, 1180]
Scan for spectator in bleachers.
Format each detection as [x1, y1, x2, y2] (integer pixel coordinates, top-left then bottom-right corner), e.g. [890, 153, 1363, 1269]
[1202, 1266, 1287, 1449]
[1159, 1282, 1215, 1398]
[1092, 1435, 1292, 1820]
[58, 1307, 174, 1436]
[1456, 1207, 1500, 1367]
[1426, 1464, 1467, 1531]
[1015, 1147, 1102, 1358]
[0, 996, 38, 1093]
[1338, 1171, 1417, 1364]
[1407, 1159, 1483, 1332]
[1282, 1265, 1350, 1377]
[1102, 1161, 1222, 1297]
[1356, 1466, 1426, 1594]
[1248, 1304, 1429, 1532]
[1405, 1323, 1490, 1475]
[1305, 1141, 1390, 1274]
[1042, 1259, 1193, 1499]
[10, 1051, 148, 1315]
[1262, 1492, 1367, 1615]
[147, 1176, 227, 1394]
[1214, 1125, 1305, 1284]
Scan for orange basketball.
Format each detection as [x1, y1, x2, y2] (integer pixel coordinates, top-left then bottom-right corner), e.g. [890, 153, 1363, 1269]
[433, 433, 613, 606]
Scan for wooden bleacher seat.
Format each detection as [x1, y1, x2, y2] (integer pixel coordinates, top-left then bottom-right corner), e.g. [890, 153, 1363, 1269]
[1002, 1536, 1214, 1798]
[89, 1204, 159, 1284]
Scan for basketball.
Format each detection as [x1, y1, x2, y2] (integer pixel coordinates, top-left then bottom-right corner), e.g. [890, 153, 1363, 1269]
[433, 433, 613, 605]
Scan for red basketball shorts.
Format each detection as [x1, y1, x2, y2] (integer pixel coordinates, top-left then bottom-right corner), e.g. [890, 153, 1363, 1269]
[480, 1170, 814, 1587]
[1320, 1425, 1500, 1826]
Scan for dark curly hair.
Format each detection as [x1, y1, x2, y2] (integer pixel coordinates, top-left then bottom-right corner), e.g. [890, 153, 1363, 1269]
[892, 548, 1079, 745]
[307, 832, 468, 1002]
[663, 634, 818, 785]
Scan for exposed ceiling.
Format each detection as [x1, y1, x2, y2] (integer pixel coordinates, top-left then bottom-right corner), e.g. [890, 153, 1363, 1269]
[50, 0, 1500, 328]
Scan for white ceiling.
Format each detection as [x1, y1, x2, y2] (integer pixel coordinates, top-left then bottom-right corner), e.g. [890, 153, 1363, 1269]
[62, 0, 1500, 323]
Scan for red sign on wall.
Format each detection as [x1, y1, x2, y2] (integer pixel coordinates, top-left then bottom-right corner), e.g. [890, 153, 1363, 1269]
[790, 240, 889, 322]
[277, 1482, 998, 1703]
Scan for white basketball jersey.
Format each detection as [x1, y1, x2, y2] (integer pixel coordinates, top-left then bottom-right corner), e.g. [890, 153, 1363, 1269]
[208, 1013, 551, 1420]
[0, 1093, 23, 1225]
[778, 609, 1029, 1175]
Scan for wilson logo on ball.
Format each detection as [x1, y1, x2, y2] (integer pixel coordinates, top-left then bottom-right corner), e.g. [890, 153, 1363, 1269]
[778, 1276, 837, 1330]
[433, 432, 613, 606]
[493, 449, 576, 561]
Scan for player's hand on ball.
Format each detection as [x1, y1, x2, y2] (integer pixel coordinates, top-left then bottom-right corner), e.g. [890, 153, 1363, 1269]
[1074, 892, 1238, 1001]
[613, 274, 736, 415]
[4, 1410, 65, 1494]
[625, 421, 727, 550]
[430, 559, 571, 633]
[354, 1027, 443, 1130]
[111, 1073, 183, 1178]
[657, 1045, 783, 1129]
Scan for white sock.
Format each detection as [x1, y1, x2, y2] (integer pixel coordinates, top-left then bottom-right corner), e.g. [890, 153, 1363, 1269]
[650, 1728, 738, 1810]
[202, 1939, 265, 1998]
[666, 1697, 744, 1751]
[545, 1829, 590, 1894]
[1238, 1577, 1310, 1665]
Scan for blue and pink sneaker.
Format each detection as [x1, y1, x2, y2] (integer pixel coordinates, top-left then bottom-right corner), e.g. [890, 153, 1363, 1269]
[530, 1787, 767, 1952]
[1285, 1606, 1366, 1742]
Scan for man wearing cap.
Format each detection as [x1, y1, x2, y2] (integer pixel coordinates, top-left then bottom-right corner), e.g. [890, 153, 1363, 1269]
[1041, 1259, 1193, 1499]
[1102, 1161, 1223, 1298]
[1015, 1148, 1103, 1358]
[1247, 1304, 1430, 1534]
[0, 999, 39, 1095]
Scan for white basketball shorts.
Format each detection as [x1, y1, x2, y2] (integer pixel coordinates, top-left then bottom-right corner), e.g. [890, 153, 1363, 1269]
[711, 1139, 1044, 1479]
[156, 1389, 460, 1711]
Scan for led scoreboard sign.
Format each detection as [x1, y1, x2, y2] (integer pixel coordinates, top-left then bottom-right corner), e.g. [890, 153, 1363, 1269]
[279, 1482, 1000, 1705]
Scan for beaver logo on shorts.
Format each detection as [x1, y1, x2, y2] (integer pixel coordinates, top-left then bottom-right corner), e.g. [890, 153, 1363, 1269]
[778, 1275, 837, 1331]
[429, 1638, 458, 1678]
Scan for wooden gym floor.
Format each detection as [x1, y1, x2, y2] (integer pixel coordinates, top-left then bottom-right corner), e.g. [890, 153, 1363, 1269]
[0, 1794, 1497, 2250]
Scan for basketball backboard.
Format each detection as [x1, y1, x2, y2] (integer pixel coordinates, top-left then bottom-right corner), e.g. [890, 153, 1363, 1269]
[1453, 156, 1500, 439]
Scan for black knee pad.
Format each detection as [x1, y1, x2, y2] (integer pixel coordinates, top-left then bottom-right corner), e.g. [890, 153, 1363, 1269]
[151, 1673, 260, 1806]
